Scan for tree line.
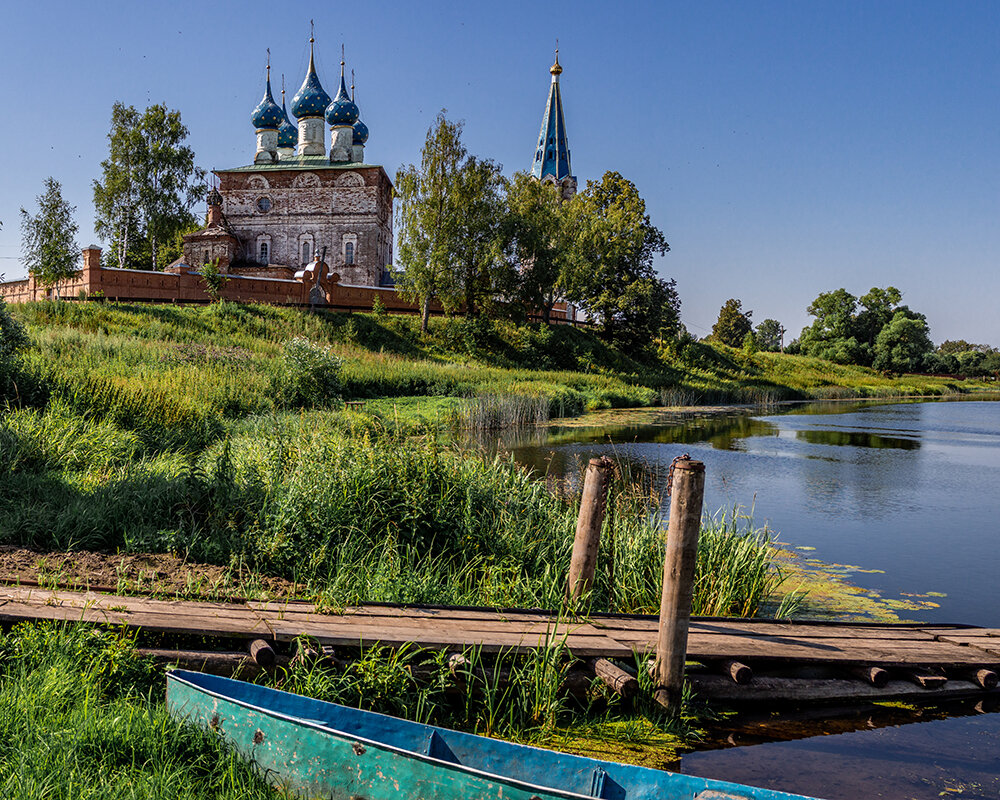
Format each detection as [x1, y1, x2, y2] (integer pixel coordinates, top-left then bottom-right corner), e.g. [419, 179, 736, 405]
[393, 112, 680, 349]
[707, 288, 999, 377]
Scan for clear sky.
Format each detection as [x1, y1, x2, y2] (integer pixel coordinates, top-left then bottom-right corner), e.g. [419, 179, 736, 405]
[1, 0, 997, 344]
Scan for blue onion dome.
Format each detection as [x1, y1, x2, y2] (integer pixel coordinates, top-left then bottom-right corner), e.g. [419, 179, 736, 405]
[326, 66, 359, 126]
[291, 40, 332, 119]
[278, 92, 298, 148]
[352, 118, 369, 145]
[251, 70, 282, 131]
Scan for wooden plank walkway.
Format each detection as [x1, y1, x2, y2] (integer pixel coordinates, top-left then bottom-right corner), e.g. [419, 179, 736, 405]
[2, 584, 999, 670]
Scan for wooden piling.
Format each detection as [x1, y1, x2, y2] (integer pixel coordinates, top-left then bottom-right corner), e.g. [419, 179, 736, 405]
[903, 667, 947, 689]
[849, 665, 890, 688]
[717, 659, 754, 685]
[586, 657, 640, 699]
[249, 638, 276, 668]
[956, 667, 998, 690]
[566, 457, 614, 603]
[653, 457, 706, 711]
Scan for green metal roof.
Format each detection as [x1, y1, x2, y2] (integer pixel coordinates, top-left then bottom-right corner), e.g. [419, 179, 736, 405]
[216, 157, 384, 174]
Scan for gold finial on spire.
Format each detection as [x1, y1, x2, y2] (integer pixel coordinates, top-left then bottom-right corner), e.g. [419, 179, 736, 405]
[340, 43, 346, 78]
[550, 41, 562, 77]
[351, 69, 355, 101]
[281, 74, 286, 102]
[266, 47, 271, 81]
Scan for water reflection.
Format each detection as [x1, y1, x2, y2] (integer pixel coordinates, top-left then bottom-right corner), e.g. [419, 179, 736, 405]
[794, 428, 920, 450]
[682, 701, 1000, 800]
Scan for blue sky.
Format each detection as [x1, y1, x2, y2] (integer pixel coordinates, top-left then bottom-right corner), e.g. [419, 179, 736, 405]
[1, 1, 997, 344]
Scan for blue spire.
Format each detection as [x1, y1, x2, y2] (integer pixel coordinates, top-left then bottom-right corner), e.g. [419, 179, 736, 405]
[326, 54, 359, 126]
[530, 49, 572, 181]
[251, 56, 283, 131]
[278, 80, 298, 149]
[291, 34, 332, 119]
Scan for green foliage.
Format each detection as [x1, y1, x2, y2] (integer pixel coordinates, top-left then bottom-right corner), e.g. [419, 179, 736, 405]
[754, 318, 784, 352]
[0, 298, 29, 400]
[710, 298, 752, 347]
[507, 172, 576, 323]
[371, 294, 387, 318]
[277, 337, 343, 407]
[394, 112, 469, 330]
[795, 286, 936, 372]
[92, 103, 206, 270]
[873, 310, 933, 373]
[741, 331, 758, 355]
[19, 177, 80, 295]
[0, 624, 275, 800]
[199, 258, 228, 301]
[564, 172, 677, 348]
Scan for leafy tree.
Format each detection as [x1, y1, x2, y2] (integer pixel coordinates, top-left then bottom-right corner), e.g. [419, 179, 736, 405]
[449, 155, 515, 318]
[742, 331, 758, 355]
[20, 177, 80, 298]
[394, 112, 468, 331]
[564, 171, 676, 346]
[199, 258, 228, 302]
[855, 286, 902, 348]
[93, 103, 205, 271]
[755, 318, 784, 352]
[710, 298, 752, 347]
[873, 310, 933, 373]
[507, 172, 576, 323]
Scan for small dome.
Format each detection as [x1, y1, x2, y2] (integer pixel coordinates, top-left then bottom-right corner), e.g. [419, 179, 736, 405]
[352, 118, 369, 145]
[291, 45, 332, 119]
[251, 75, 283, 131]
[278, 97, 298, 148]
[206, 187, 222, 206]
[326, 72, 359, 126]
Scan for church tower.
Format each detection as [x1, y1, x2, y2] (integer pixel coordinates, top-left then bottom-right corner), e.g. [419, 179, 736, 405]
[531, 49, 576, 198]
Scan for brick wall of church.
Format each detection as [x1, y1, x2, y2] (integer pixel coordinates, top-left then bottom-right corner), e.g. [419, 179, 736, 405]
[218, 165, 393, 286]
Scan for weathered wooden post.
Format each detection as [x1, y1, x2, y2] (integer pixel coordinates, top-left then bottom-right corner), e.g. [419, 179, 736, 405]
[566, 456, 615, 604]
[653, 456, 705, 711]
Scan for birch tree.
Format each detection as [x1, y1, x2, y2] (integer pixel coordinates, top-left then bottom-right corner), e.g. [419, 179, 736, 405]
[93, 103, 205, 270]
[20, 177, 79, 299]
[394, 112, 467, 331]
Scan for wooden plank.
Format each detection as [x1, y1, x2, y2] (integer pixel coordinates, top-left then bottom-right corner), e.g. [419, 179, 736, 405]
[602, 631, 1000, 666]
[262, 619, 629, 657]
[600, 619, 940, 641]
[0, 587, 272, 638]
[688, 674, 995, 704]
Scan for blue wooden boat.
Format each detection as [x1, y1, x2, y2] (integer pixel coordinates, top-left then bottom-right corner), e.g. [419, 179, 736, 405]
[167, 669, 821, 800]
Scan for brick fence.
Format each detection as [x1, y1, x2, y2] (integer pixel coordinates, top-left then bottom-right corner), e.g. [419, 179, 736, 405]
[0, 246, 579, 323]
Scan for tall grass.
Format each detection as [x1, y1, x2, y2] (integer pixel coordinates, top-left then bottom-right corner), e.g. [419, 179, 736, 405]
[0, 624, 275, 800]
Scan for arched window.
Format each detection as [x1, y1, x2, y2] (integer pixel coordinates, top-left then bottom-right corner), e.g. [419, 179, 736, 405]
[344, 241, 354, 265]
[259, 242, 269, 263]
[302, 241, 311, 265]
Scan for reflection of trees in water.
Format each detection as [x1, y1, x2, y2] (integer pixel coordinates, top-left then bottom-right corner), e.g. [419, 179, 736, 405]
[795, 429, 920, 450]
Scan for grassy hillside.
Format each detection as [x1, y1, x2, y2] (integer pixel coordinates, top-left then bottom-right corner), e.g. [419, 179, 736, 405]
[6, 302, 983, 443]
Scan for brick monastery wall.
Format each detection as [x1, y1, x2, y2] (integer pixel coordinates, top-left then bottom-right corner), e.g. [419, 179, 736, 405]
[0, 247, 575, 322]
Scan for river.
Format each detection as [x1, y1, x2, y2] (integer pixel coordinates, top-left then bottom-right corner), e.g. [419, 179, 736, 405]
[502, 398, 1000, 799]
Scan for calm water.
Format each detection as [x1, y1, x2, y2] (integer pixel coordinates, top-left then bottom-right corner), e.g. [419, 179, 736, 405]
[503, 398, 1000, 799]
[509, 398, 1000, 627]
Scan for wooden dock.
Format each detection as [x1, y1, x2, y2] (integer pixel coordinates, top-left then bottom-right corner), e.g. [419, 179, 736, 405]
[2, 583, 999, 704]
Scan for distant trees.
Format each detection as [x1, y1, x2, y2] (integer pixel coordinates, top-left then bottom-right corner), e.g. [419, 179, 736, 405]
[710, 298, 753, 347]
[791, 286, 935, 372]
[395, 114, 678, 348]
[755, 318, 784, 352]
[19, 177, 80, 298]
[93, 103, 205, 271]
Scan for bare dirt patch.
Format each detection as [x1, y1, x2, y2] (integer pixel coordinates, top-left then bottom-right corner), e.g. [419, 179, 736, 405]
[0, 546, 299, 601]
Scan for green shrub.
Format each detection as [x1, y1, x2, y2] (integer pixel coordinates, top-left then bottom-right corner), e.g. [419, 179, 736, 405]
[276, 336, 343, 407]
